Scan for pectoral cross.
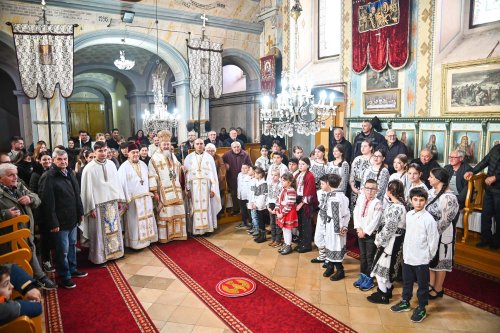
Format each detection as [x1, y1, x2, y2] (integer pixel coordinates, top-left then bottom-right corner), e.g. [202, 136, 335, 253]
[157, 160, 167, 170]
[140, 179, 144, 186]
[375, 31, 381, 42]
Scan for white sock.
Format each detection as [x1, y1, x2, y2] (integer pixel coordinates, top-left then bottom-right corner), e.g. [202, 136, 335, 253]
[376, 276, 387, 292]
[283, 228, 292, 245]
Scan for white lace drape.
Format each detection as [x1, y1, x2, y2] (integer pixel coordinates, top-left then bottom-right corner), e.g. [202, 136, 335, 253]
[11, 24, 74, 99]
[187, 38, 223, 99]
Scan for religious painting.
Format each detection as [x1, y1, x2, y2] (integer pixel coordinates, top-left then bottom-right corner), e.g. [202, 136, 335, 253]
[394, 129, 415, 159]
[260, 55, 276, 95]
[363, 89, 400, 114]
[441, 57, 500, 116]
[487, 131, 500, 151]
[366, 67, 398, 90]
[38, 44, 53, 65]
[357, 0, 400, 32]
[420, 130, 446, 164]
[451, 130, 481, 165]
[350, 126, 363, 143]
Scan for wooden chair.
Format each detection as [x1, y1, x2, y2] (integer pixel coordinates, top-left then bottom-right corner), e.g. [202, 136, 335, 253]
[462, 173, 487, 243]
[0, 228, 40, 333]
[0, 215, 30, 233]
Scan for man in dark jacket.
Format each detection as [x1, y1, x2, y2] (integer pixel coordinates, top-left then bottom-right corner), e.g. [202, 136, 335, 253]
[204, 131, 223, 148]
[0, 163, 56, 290]
[379, 129, 408, 174]
[328, 128, 353, 163]
[465, 144, 500, 249]
[39, 150, 87, 289]
[352, 120, 386, 161]
[177, 131, 197, 162]
[223, 129, 245, 150]
[444, 150, 472, 208]
[411, 148, 441, 188]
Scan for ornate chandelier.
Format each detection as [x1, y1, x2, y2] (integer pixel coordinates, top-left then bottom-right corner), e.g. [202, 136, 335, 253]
[260, 0, 337, 137]
[114, 49, 135, 70]
[142, 63, 179, 134]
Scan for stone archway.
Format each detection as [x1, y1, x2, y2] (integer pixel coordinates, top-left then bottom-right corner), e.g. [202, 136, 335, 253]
[74, 30, 191, 140]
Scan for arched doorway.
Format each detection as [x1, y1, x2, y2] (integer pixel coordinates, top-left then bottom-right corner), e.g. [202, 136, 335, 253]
[0, 68, 20, 151]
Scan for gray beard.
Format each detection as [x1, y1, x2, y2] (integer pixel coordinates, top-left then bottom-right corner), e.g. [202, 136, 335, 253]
[162, 150, 172, 158]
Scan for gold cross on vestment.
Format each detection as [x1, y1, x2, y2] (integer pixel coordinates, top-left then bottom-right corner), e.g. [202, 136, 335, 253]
[157, 160, 167, 170]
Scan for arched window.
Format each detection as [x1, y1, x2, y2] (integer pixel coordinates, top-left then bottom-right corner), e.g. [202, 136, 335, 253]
[222, 65, 246, 94]
[318, 0, 341, 59]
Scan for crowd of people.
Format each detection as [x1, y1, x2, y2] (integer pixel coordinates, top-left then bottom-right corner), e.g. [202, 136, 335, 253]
[1, 118, 499, 325]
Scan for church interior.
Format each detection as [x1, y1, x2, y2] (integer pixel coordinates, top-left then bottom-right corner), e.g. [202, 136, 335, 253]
[0, 0, 499, 332]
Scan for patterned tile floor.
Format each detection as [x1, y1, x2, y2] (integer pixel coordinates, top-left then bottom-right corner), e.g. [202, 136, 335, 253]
[44, 222, 500, 332]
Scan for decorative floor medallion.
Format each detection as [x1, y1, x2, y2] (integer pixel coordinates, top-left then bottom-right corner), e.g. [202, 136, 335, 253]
[216, 277, 257, 298]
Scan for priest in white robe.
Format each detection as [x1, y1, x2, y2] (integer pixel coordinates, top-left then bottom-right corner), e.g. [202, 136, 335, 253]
[118, 143, 158, 249]
[148, 130, 187, 242]
[80, 141, 126, 264]
[184, 139, 221, 235]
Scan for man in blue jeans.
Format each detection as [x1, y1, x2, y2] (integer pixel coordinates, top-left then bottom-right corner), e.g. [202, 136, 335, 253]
[464, 144, 500, 249]
[39, 149, 87, 288]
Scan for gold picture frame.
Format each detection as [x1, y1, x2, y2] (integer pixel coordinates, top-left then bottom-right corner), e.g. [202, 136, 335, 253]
[363, 89, 401, 114]
[441, 57, 500, 116]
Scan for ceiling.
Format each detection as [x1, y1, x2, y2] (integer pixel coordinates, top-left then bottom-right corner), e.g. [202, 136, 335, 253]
[74, 44, 158, 75]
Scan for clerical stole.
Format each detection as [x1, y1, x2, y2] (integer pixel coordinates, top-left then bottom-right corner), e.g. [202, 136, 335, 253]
[149, 152, 187, 243]
[96, 201, 123, 261]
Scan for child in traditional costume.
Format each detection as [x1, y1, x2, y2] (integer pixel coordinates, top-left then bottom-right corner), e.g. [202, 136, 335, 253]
[276, 173, 298, 255]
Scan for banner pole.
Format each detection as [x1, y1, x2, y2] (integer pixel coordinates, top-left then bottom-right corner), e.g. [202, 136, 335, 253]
[46, 98, 53, 151]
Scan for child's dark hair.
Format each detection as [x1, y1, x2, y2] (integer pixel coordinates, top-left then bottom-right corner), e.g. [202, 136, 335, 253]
[281, 172, 296, 189]
[364, 178, 377, 187]
[374, 148, 387, 181]
[242, 162, 253, 167]
[409, 187, 428, 200]
[319, 174, 330, 183]
[0, 265, 10, 278]
[328, 173, 342, 188]
[315, 145, 327, 163]
[260, 145, 269, 150]
[299, 157, 311, 167]
[387, 179, 407, 208]
[272, 152, 283, 159]
[408, 163, 422, 174]
[333, 144, 346, 166]
[253, 166, 265, 175]
[427, 168, 449, 206]
[288, 157, 299, 165]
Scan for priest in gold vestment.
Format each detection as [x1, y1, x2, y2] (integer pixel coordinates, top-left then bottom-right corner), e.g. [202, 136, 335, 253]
[148, 130, 187, 242]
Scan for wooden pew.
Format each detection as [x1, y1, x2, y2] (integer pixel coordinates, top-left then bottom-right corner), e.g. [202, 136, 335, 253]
[0, 219, 41, 333]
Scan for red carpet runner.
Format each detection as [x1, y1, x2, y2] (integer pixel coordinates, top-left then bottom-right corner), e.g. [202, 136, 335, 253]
[346, 233, 500, 315]
[43, 256, 158, 333]
[151, 238, 356, 333]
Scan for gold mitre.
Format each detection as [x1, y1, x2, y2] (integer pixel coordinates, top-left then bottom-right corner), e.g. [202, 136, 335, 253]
[157, 130, 172, 143]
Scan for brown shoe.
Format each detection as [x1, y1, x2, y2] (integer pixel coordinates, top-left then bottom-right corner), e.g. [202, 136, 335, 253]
[273, 242, 283, 248]
[268, 241, 276, 247]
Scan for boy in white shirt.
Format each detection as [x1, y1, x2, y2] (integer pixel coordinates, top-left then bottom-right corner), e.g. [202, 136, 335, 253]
[391, 187, 439, 323]
[255, 145, 270, 173]
[352, 179, 383, 291]
[266, 152, 288, 183]
[235, 163, 252, 230]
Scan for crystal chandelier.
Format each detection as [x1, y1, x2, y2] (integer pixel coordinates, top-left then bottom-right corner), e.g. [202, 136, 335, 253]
[142, 63, 179, 134]
[114, 50, 135, 70]
[259, 0, 337, 137]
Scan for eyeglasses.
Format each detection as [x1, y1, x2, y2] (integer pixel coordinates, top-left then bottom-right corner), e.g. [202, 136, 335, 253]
[364, 187, 378, 192]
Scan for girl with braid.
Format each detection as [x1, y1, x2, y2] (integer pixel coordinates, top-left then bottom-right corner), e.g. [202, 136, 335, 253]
[384, 154, 409, 208]
[425, 168, 459, 299]
[367, 180, 408, 304]
[361, 149, 390, 201]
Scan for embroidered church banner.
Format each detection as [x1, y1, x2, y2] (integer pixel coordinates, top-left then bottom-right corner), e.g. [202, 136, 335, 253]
[260, 55, 276, 95]
[352, 0, 410, 73]
[187, 38, 223, 99]
[11, 24, 74, 99]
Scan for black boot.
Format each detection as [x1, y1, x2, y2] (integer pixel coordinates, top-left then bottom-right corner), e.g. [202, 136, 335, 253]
[254, 230, 267, 243]
[280, 244, 293, 255]
[367, 288, 390, 304]
[330, 269, 345, 281]
[323, 262, 335, 277]
[387, 285, 394, 299]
